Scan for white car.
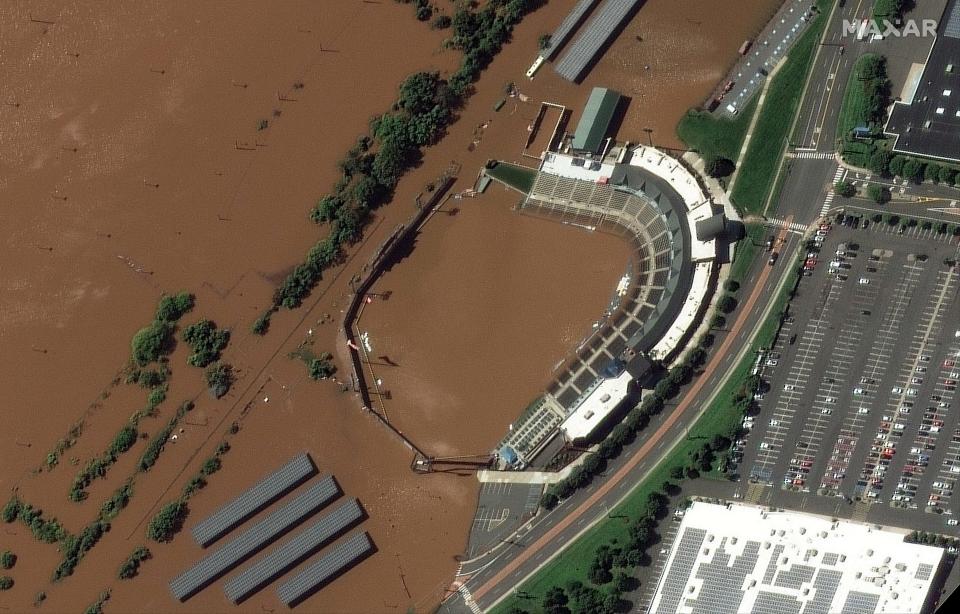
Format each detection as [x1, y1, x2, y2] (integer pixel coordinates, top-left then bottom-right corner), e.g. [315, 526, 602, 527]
[857, 408, 870, 414]
[859, 277, 870, 285]
[825, 397, 837, 403]
[784, 384, 796, 391]
[770, 419, 780, 426]
[891, 387, 903, 394]
[760, 442, 770, 450]
[948, 519, 959, 527]
[907, 389, 918, 396]
[821, 408, 832, 415]
[853, 387, 866, 395]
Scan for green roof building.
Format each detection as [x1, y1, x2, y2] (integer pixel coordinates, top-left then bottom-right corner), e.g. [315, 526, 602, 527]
[571, 87, 621, 152]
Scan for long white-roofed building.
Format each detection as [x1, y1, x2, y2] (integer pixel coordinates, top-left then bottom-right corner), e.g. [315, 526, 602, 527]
[649, 502, 945, 614]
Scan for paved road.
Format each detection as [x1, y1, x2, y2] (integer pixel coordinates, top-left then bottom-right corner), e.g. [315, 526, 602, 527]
[441, 1, 956, 611]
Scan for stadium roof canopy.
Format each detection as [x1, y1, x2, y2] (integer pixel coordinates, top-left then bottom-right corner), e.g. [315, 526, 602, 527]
[571, 87, 621, 152]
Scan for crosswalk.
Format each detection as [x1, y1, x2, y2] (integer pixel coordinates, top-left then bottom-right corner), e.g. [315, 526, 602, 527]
[458, 584, 482, 614]
[793, 150, 836, 159]
[820, 165, 846, 216]
[765, 218, 808, 233]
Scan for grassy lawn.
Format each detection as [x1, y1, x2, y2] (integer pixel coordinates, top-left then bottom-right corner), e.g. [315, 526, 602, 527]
[728, 223, 765, 284]
[837, 54, 882, 140]
[729, 0, 833, 214]
[486, 161, 537, 194]
[491, 260, 798, 614]
[675, 95, 758, 163]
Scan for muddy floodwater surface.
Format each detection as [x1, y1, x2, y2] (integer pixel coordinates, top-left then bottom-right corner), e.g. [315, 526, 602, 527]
[0, 1, 779, 612]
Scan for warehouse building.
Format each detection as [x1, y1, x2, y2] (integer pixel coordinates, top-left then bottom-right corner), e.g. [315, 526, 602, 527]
[649, 502, 945, 614]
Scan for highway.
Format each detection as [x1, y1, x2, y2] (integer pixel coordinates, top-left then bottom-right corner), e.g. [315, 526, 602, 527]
[441, 1, 955, 612]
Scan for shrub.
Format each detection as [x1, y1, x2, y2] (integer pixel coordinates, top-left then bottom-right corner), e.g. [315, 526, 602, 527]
[2, 497, 21, 523]
[724, 280, 740, 293]
[100, 482, 134, 520]
[251, 311, 271, 335]
[118, 546, 151, 580]
[0, 551, 15, 569]
[717, 295, 737, 314]
[53, 520, 109, 581]
[431, 14, 451, 29]
[147, 500, 188, 543]
[308, 353, 337, 380]
[201, 456, 222, 476]
[205, 362, 234, 399]
[109, 425, 139, 457]
[182, 476, 207, 498]
[0, 576, 12, 590]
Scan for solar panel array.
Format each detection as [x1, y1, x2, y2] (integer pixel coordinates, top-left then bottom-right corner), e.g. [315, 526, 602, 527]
[553, 0, 643, 81]
[801, 568, 843, 614]
[773, 563, 816, 590]
[689, 540, 760, 613]
[944, 0, 960, 39]
[840, 591, 881, 614]
[169, 476, 340, 601]
[191, 452, 317, 547]
[653, 527, 707, 614]
[223, 498, 363, 603]
[276, 532, 373, 606]
[753, 591, 803, 614]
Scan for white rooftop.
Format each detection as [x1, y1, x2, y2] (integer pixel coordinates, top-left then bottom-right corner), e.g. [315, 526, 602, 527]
[560, 370, 632, 441]
[650, 502, 944, 614]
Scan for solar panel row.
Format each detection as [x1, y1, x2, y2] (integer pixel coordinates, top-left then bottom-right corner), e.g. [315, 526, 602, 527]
[223, 498, 364, 603]
[276, 532, 374, 607]
[191, 452, 317, 547]
[169, 476, 340, 601]
[554, 0, 643, 81]
[543, 0, 601, 60]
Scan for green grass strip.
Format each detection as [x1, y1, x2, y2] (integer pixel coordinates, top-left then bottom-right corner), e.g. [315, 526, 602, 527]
[730, 0, 834, 214]
[486, 162, 538, 194]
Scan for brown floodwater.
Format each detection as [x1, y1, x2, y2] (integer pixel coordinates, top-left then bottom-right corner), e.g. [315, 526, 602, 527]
[0, 0, 781, 612]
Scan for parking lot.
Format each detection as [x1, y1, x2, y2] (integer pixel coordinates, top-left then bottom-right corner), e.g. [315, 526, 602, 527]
[736, 217, 960, 526]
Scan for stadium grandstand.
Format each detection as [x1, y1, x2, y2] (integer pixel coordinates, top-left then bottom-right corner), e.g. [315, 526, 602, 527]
[495, 144, 731, 467]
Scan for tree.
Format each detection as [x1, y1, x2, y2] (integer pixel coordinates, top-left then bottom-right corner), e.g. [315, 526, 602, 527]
[588, 561, 613, 585]
[0, 576, 12, 590]
[710, 314, 726, 328]
[833, 181, 856, 198]
[181, 319, 229, 367]
[867, 184, 890, 204]
[717, 295, 737, 314]
[155, 292, 194, 322]
[398, 71, 446, 116]
[901, 158, 922, 182]
[724, 280, 740, 293]
[887, 155, 906, 177]
[670, 465, 685, 480]
[938, 166, 957, 185]
[540, 491, 559, 510]
[431, 14, 452, 29]
[204, 363, 234, 399]
[131, 321, 173, 366]
[705, 156, 735, 178]
[542, 586, 570, 614]
[924, 163, 941, 182]
[868, 150, 892, 176]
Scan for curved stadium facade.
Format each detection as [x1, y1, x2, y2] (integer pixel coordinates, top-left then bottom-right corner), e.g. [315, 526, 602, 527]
[496, 145, 733, 468]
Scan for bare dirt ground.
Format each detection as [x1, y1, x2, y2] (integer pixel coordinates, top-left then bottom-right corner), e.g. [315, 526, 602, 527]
[0, 1, 779, 612]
